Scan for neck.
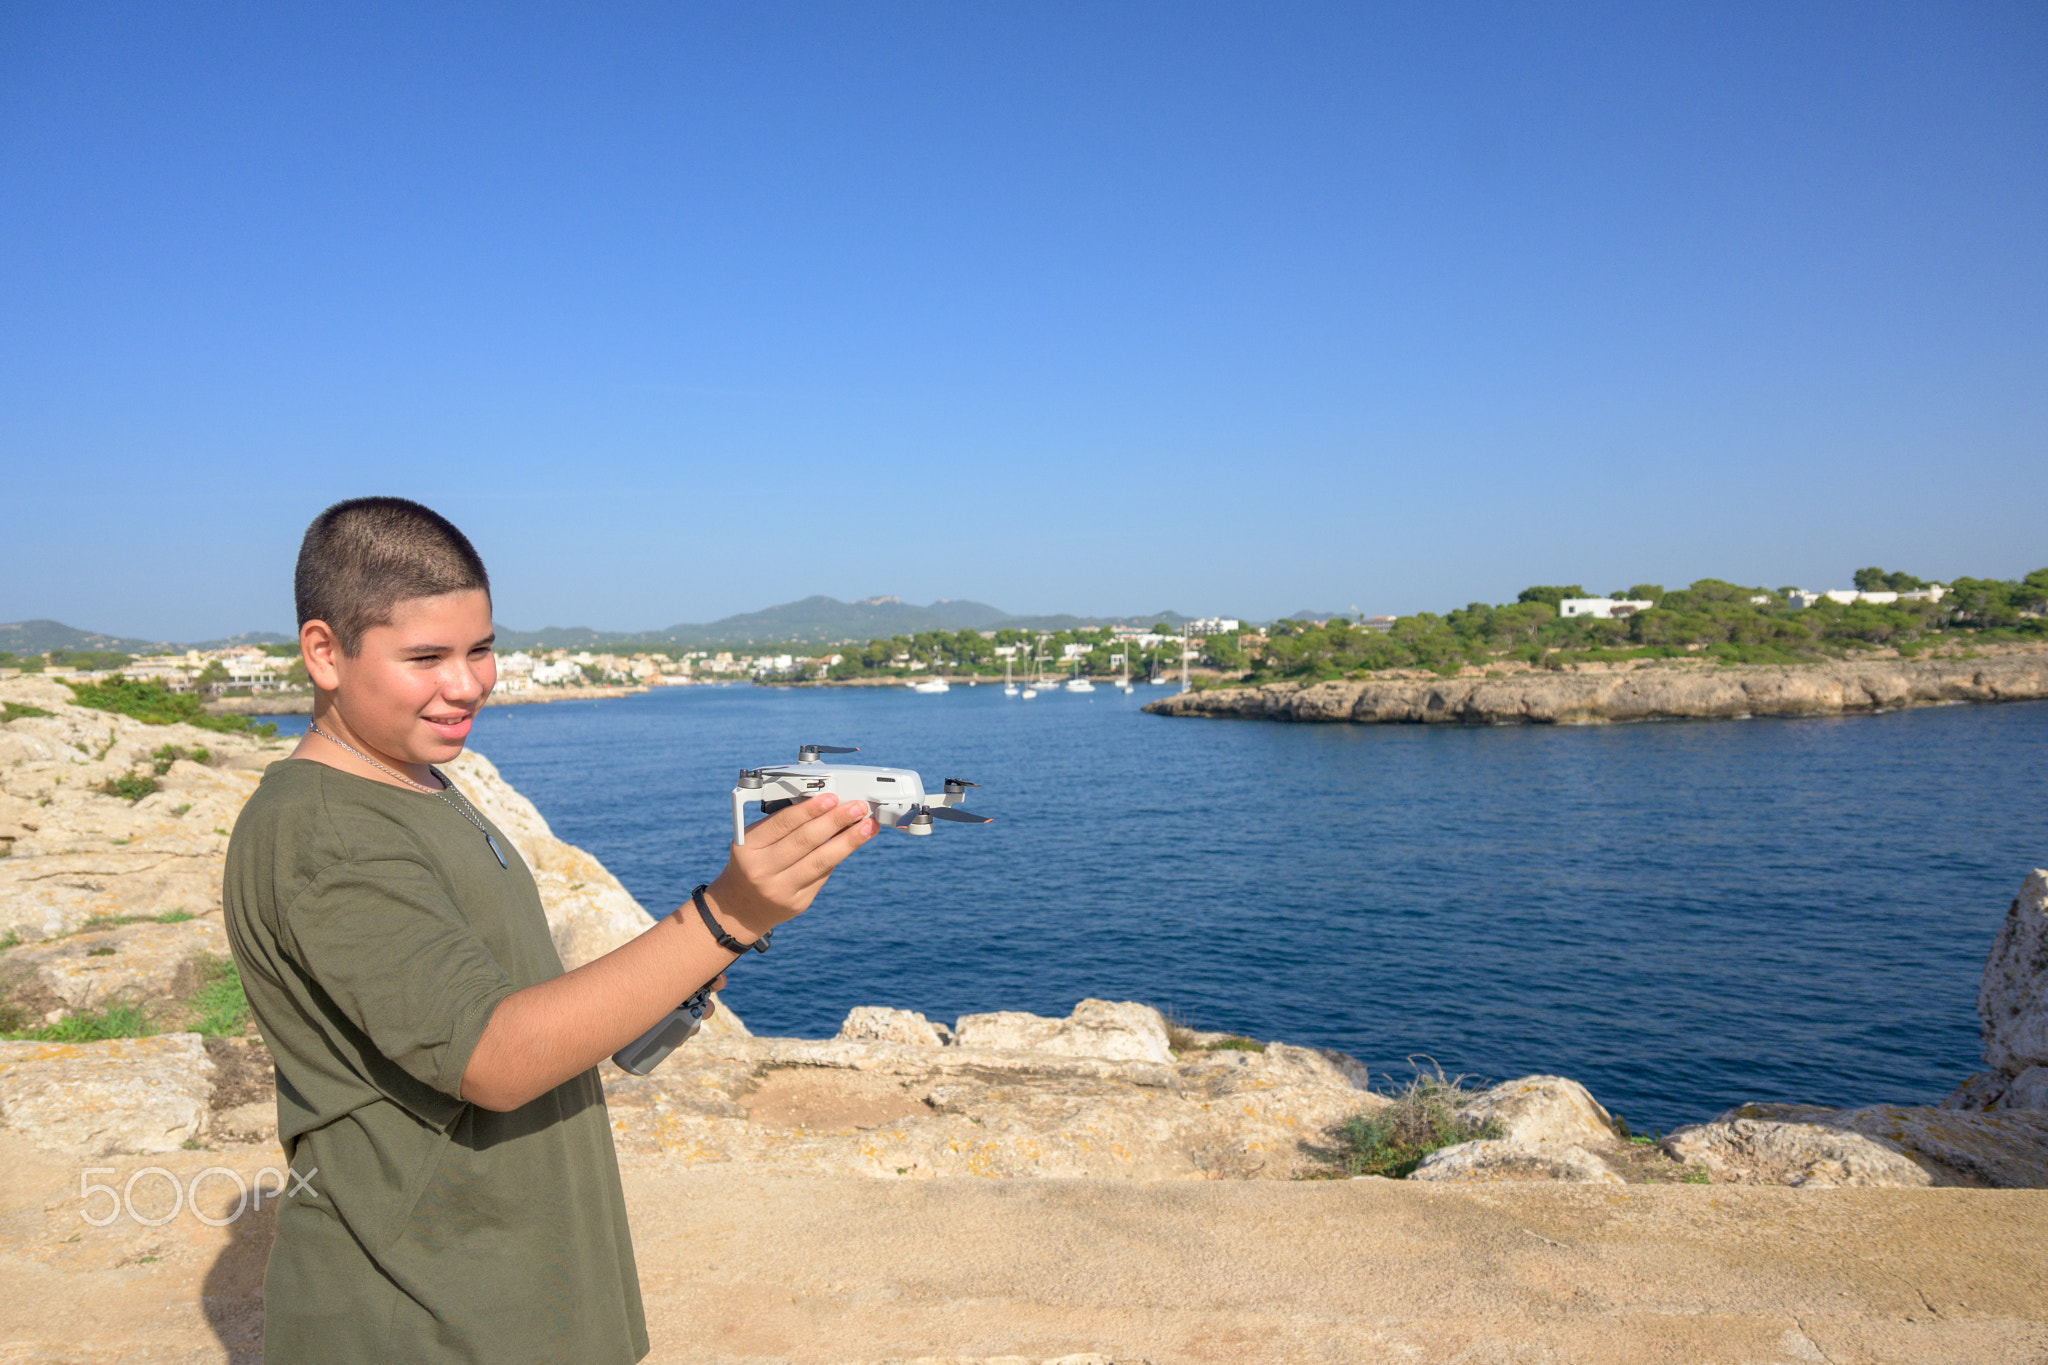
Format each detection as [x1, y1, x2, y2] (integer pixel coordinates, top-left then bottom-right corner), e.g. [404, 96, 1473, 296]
[297, 700, 438, 790]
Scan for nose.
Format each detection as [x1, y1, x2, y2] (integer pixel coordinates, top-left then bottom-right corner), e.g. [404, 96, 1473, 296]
[443, 656, 486, 704]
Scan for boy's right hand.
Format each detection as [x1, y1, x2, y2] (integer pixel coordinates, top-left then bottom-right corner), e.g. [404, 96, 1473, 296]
[703, 794, 876, 940]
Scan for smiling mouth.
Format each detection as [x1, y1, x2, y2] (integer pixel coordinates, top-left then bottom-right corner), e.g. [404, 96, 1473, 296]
[423, 712, 475, 733]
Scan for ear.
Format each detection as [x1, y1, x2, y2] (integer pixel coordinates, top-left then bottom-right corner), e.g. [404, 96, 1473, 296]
[300, 620, 344, 692]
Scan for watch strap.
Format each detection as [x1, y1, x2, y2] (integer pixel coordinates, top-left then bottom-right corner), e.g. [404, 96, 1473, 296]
[693, 883, 770, 954]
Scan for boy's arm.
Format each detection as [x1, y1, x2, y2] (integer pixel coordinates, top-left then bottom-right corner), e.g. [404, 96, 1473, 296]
[460, 793, 876, 1112]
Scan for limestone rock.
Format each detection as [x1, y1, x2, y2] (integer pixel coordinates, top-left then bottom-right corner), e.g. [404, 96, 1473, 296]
[1943, 1070, 2009, 1111]
[1996, 1065, 2048, 1111]
[0, 1033, 216, 1155]
[1143, 647, 2048, 726]
[1978, 869, 2048, 1078]
[3, 916, 229, 1014]
[1812, 1103, 2048, 1188]
[838, 1006, 949, 1047]
[1409, 1139, 1623, 1185]
[602, 1027, 1374, 1179]
[952, 1000, 1172, 1064]
[209, 1100, 279, 1144]
[1660, 1115, 1935, 1188]
[1459, 1074, 1619, 1148]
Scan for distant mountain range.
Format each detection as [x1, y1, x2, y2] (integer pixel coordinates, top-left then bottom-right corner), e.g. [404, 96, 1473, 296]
[0, 619, 295, 655]
[491, 597, 1193, 649]
[0, 597, 1197, 656]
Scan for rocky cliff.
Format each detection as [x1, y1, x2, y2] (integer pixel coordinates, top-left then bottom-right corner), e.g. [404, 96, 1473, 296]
[1143, 646, 2048, 725]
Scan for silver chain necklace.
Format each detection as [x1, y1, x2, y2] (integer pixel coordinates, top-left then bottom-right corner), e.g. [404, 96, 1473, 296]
[307, 722, 508, 868]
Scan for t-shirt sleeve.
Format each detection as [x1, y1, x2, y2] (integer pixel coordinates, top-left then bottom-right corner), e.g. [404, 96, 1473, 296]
[281, 857, 518, 1103]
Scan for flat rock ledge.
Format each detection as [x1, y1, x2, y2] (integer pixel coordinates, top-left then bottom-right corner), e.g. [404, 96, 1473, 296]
[1143, 647, 2048, 725]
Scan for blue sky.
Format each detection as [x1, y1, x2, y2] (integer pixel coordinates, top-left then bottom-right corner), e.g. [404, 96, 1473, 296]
[3, 3, 2043, 639]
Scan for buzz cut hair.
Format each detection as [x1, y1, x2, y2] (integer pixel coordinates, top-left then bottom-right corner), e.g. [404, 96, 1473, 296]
[294, 497, 492, 655]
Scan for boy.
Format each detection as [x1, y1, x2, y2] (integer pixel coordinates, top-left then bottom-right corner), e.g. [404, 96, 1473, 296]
[224, 497, 878, 1362]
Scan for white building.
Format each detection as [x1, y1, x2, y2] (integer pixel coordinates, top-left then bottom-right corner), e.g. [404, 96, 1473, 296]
[1183, 618, 1241, 636]
[531, 659, 583, 685]
[1558, 598, 1656, 620]
[122, 658, 194, 690]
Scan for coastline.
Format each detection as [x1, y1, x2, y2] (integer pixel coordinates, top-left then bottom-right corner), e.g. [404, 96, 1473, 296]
[1143, 644, 2048, 725]
[201, 682, 654, 716]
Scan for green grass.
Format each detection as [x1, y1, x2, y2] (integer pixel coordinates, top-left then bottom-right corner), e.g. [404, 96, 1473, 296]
[78, 909, 194, 932]
[1323, 1069, 1505, 1179]
[1, 702, 53, 724]
[187, 955, 250, 1036]
[0, 954, 248, 1041]
[5, 1002, 153, 1043]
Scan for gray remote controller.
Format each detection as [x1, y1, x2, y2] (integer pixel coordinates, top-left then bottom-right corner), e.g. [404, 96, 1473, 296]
[611, 986, 715, 1076]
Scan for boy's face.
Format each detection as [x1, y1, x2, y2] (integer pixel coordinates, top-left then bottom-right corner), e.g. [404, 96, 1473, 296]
[319, 589, 497, 766]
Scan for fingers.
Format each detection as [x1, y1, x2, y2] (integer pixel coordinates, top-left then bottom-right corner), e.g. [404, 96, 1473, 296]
[746, 797, 871, 875]
[742, 792, 845, 849]
[789, 811, 879, 887]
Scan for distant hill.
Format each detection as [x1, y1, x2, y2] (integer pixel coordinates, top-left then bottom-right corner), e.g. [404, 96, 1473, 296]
[493, 597, 1192, 650]
[183, 630, 296, 651]
[0, 619, 175, 655]
[5, 598, 1195, 659]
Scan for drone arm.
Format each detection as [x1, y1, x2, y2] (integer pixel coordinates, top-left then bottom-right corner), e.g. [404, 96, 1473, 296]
[731, 788, 751, 846]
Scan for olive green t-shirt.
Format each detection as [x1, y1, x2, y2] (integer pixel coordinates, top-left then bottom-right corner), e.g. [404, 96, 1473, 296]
[224, 759, 648, 1364]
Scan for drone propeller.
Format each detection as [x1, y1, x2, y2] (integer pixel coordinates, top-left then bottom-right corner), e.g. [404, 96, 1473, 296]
[942, 777, 979, 790]
[923, 804, 991, 824]
[798, 744, 859, 757]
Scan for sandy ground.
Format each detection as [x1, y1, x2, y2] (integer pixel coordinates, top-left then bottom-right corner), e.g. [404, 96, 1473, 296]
[2, 1133, 2043, 1365]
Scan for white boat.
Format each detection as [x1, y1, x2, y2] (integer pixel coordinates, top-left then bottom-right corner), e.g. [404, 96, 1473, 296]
[1003, 655, 1019, 696]
[910, 678, 950, 694]
[1064, 678, 1095, 692]
[1020, 686, 1037, 699]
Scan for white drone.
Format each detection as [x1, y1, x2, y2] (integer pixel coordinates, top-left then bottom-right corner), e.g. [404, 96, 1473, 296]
[731, 744, 992, 843]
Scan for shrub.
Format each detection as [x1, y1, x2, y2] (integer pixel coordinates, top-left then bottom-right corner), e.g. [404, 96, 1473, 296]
[100, 771, 160, 803]
[1324, 1066, 1504, 1179]
[1, 702, 52, 724]
[65, 679, 276, 736]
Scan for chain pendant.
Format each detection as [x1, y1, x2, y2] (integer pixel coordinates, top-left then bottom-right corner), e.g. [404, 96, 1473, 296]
[485, 831, 508, 869]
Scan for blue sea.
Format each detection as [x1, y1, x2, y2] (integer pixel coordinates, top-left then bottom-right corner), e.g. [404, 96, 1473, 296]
[269, 684, 2048, 1133]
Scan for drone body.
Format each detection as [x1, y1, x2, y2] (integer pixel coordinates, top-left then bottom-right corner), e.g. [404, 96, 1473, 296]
[732, 745, 991, 843]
